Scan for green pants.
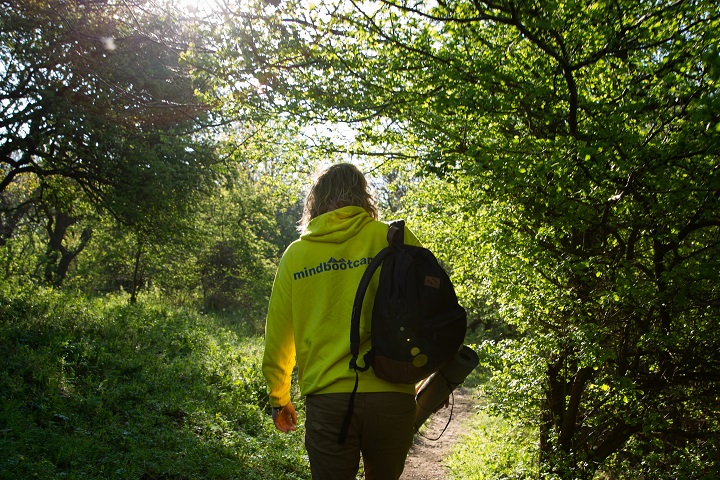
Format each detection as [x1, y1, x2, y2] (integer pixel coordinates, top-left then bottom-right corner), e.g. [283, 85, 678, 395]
[305, 392, 416, 480]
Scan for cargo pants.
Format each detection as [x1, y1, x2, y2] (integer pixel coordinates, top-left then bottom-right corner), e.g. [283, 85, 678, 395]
[305, 392, 416, 480]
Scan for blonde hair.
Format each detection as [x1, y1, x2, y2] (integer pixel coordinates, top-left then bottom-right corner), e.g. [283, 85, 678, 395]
[299, 163, 378, 230]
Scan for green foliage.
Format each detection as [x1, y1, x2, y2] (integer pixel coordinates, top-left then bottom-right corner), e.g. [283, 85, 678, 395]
[0, 281, 309, 479]
[401, 171, 720, 478]
[196, 186, 278, 313]
[0, 0, 217, 212]
[0, 0, 224, 298]
[446, 411, 537, 480]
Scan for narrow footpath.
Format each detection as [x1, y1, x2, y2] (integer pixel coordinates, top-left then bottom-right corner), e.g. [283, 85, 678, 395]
[399, 388, 476, 479]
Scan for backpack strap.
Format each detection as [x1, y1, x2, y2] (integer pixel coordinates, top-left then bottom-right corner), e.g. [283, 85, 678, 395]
[348, 219, 405, 370]
[348, 246, 392, 371]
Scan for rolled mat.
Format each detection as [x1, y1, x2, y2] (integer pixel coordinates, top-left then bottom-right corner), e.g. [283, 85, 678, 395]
[414, 345, 480, 430]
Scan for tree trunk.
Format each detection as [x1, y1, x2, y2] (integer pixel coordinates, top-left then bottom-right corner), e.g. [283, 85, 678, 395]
[43, 210, 92, 286]
[540, 359, 598, 480]
[130, 241, 144, 304]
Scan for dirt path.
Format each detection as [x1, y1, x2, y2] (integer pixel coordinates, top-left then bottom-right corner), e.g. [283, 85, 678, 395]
[400, 388, 476, 479]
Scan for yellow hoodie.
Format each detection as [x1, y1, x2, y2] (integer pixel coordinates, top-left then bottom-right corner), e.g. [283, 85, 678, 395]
[262, 206, 421, 408]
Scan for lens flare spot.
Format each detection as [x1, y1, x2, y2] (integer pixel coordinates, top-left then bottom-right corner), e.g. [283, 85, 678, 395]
[413, 354, 428, 367]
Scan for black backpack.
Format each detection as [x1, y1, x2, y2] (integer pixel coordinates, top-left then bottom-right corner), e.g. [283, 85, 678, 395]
[339, 220, 467, 443]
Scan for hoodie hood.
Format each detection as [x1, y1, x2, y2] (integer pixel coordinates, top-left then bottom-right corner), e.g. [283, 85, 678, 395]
[301, 206, 374, 244]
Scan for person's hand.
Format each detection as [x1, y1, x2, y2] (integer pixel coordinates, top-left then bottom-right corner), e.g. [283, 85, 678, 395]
[272, 402, 297, 432]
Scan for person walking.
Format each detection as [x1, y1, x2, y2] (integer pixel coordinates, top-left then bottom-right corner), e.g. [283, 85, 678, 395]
[262, 163, 422, 480]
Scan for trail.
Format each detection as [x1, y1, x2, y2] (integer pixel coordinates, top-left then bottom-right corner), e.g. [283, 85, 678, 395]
[399, 388, 476, 479]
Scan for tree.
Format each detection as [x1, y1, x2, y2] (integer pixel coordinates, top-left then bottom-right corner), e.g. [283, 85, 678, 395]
[228, 0, 720, 476]
[38, 178, 95, 287]
[196, 174, 281, 312]
[0, 0, 219, 286]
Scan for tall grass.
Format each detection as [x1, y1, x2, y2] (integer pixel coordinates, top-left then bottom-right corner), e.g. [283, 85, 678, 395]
[0, 282, 308, 479]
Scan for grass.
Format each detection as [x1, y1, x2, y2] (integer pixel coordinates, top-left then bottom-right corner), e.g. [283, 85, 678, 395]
[444, 409, 537, 480]
[0, 282, 308, 479]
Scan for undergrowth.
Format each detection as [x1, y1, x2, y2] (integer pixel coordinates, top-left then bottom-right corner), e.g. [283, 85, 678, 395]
[445, 410, 537, 479]
[0, 282, 308, 479]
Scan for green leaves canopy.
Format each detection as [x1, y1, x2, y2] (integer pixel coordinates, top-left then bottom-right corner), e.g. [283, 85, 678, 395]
[0, 0, 217, 234]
